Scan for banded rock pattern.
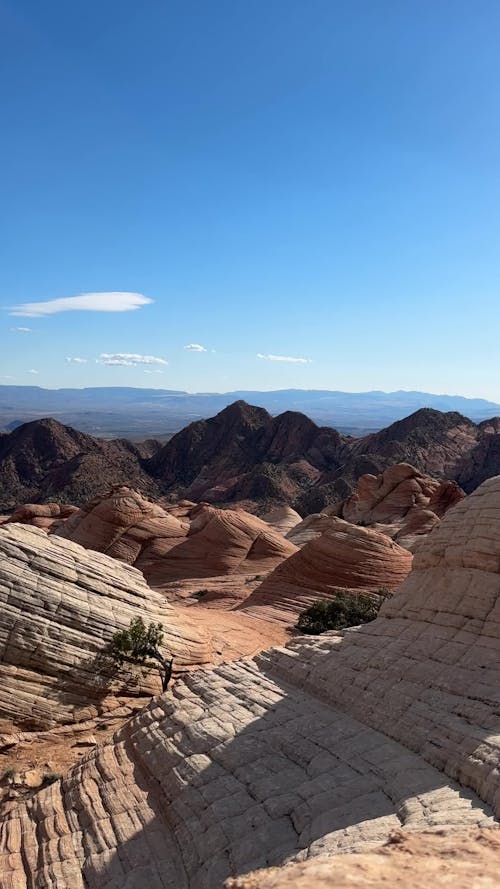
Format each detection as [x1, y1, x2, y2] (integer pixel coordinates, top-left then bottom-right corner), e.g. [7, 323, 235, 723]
[54, 490, 296, 589]
[0, 659, 494, 888]
[240, 519, 412, 624]
[0, 524, 212, 729]
[1, 478, 500, 887]
[340, 463, 464, 549]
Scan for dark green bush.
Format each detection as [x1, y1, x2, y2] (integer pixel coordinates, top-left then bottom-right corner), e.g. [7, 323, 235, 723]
[296, 589, 390, 635]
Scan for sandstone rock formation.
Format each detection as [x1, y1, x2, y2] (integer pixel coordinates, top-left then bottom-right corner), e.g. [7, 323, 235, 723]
[142, 504, 298, 586]
[1, 476, 500, 886]
[226, 829, 500, 888]
[0, 524, 212, 730]
[286, 514, 338, 547]
[54, 489, 296, 589]
[240, 519, 412, 624]
[262, 505, 302, 536]
[54, 485, 188, 565]
[0, 502, 78, 529]
[338, 463, 464, 548]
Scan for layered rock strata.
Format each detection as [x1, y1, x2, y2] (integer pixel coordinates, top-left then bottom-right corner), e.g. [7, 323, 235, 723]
[240, 519, 412, 623]
[1, 477, 500, 886]
[0, 524, 212, 729]
[54, 490, 296, 588]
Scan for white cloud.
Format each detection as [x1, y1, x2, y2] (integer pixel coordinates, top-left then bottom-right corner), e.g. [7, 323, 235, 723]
[9, 292, 153, 317]
[10, 326, 31, 333]
[28, 369, 39, 374]
[144, 369, 164, 374]
[65, 357, 88, 364]
[184, 343, 207, 352]
[97, 353, 168, 367]
[256, 353, 312, 364]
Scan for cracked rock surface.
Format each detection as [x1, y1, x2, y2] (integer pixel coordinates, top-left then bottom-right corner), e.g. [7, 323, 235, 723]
[2, 476, 500, 886]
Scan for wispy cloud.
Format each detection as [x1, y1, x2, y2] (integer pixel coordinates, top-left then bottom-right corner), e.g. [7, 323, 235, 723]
[144, 369, 164, 374]
[28, 369, 39, 374]
[65, 357, 88, 364]
[184, 343, 207, 352]
[97, 353, 168, 367]
[9, 292, 153, 317]
[257, 353, 312, 364]
[10, 326, 31, 333]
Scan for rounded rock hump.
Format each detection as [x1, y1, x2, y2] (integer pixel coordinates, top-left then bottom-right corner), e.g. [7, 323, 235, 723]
[143, 504, 298, 586]
[240, 518, 412, 624]
[0, 523, 212, 729]
[261, 504, 303, 535]
[54, 484, 188, 566]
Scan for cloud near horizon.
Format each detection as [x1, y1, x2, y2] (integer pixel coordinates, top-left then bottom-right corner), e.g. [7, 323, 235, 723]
[184, 343, 207, 352]
[10, 326, 31, 333]
[65, 357, 88, 364]
[8, 292, 153, 317]
[257, 353, 312, 364]
[97, 352, 168, 367]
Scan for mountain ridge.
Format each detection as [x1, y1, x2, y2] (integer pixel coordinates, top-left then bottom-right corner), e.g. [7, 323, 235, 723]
[1, 400, 499, 513]
[1, 384, 499, 439]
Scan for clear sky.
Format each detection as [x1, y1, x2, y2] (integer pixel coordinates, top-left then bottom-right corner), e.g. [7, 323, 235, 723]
[1, 1, 499, 398]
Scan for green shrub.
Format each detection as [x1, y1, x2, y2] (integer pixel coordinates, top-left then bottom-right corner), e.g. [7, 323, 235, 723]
[109, 617, 173, 692]
[42, 773, 61, 786]
[296, 589, 389, 635]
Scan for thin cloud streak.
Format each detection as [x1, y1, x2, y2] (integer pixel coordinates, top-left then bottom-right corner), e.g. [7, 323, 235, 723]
[9, 292, 153, 317]
[65, 357, 88, 364]
[97, 353, 168, 367]
[10, 326, 31, 332]
[184, 343, 207, 352]
[257, 353, 312, 364]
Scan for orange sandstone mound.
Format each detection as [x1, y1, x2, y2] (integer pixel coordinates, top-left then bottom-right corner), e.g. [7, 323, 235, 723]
[54, 488, 297, 588]
[339, 463, 464, 548]
[239, 518, 412, 624]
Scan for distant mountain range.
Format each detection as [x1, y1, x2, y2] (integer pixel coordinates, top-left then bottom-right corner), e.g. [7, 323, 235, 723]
[1, 399, 499, 513]
[1, 385, 499, 438]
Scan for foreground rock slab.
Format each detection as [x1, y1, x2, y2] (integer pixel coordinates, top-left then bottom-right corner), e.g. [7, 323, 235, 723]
[0, 659, 493, 888]
[0, 524, 213, 729]
[2, 476, 500, 887]
[225, 829, 500, 888]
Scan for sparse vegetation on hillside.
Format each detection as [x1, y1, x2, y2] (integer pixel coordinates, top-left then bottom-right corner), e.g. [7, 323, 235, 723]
[296, 589, 390, 635]
[109, 617, 174, 692]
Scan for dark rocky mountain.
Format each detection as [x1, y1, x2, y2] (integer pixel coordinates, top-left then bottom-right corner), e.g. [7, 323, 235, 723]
[0, 418, 158, 511]
[0, 402, 499, 513]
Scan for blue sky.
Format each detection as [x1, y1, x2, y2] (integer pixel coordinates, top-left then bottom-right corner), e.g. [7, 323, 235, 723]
[1, 0, 499, 398]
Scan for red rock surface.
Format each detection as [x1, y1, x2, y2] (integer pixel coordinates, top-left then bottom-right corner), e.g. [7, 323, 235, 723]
[339, 464, 464, 549]
[143, 504, 298, 586]
[1, 502, 78, 529]
[54, 487, 297, 589]
[240, 518, 412, 624]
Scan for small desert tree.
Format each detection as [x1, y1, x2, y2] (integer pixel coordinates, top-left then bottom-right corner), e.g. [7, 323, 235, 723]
[109, 617, 174, 693]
